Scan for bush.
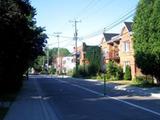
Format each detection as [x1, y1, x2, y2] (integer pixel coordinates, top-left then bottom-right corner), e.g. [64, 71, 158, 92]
[115, 66, 123, 80]
[124, 65, 132, 80]
[132, 76, 154, 87]
[66, 70, 73, 76]
[72, 65, 88, 77]
[106, 61, 123, 80]
[48, 66, 56, 74]
[87, 64, 98, 76]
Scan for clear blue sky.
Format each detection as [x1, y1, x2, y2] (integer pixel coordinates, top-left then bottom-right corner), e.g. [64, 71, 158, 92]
[31, 0, 139, 52]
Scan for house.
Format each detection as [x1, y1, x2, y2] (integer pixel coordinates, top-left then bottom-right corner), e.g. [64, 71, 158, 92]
[119, 22, 142, 78]
[100, 33, 120, 71]
[100, 22, 142, 79]
[76, 42, 101, 67]
[62, 56, 75, 74]
[55, 56, 75, 74]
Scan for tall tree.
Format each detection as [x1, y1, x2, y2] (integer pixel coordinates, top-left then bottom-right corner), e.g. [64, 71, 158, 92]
[48, 48, 71, 65]
[133, 0, 160, 83]
[0, 0, 47, 92]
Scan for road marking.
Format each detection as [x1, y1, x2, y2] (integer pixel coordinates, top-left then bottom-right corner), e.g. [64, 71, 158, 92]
[59, 79, 160, 117]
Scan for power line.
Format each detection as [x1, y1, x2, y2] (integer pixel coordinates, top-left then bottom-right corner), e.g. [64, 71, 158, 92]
[81, 0, 115, 20]
[49, 38, 72, 45]
[47, 34, 72, 38]
[81, 7, 136, 39]
[76, 0, 101, 19]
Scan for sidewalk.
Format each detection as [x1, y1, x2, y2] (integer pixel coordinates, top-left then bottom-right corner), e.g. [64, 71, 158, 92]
[84, 78, 160, 99]
[108, 83, 160, 98]
[4, 78, 59, 120]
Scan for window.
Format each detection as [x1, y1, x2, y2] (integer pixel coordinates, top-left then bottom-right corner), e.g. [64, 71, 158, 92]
[123, 41, 130, 52]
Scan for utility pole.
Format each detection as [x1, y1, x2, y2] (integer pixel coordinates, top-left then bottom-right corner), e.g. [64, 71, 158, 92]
[54, 32, 62, 75]
[70, 19, 81, 75]
[47, 47, 49, 72]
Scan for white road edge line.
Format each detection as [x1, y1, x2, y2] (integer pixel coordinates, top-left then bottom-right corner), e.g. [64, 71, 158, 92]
[59, 80, 160, 117]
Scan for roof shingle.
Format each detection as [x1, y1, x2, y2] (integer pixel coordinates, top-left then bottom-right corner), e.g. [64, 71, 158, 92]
[124, 22, 133, 32]
[103, 33, 119, 41]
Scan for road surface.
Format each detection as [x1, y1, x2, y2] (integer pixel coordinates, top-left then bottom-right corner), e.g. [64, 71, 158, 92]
[29, 75, 160, 120]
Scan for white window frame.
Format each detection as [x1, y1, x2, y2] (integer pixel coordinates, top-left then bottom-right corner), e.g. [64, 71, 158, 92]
[123, 41, 130, 52]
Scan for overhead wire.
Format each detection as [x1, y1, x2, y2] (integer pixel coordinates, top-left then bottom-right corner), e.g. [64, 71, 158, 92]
[81, 0, 115, 20]
[52, 0, 98, 34]
[76, 0, 101, 19]
[81, 7, 136, 39]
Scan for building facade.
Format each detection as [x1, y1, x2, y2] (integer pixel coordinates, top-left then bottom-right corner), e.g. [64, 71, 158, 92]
[100, 22, 142, 79]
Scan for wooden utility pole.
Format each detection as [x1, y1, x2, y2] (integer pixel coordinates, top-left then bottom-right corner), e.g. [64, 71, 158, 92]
[54, 32, 62, 75]
[70, 20, 81, 75]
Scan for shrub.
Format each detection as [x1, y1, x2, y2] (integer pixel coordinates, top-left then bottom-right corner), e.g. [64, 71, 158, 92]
[78, 65, 88, 77]
[132, 76, 154, 87]
[88, 64, 98, 76]
[72, 65, 88, 77]
[66, 70, 73, 76]
[115, 66, 124, 80]
[48, 66, 56, 74]
[72, 67, 78, 77]
[106, 61, 123, 80]
[124, 65, 131, 80]
[96, 73, 104, 80]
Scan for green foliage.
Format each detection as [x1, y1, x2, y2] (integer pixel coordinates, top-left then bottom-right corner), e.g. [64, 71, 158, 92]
[0, 0, 47, 92]
[32, 56, 44, 73]
[48, 66, 56, 74]
[48, 48, 71, 65]
[85, 46, 101, 73]
[72, 67, 78, 77]
[66, 69, 73, 76]
[132, 76, 154, 87]
[116, 66, 124, 80]
[78, 65, 88, 77]
[96, 73, 104, 80]
[124, 65, 132, 80]
[72, 45, 101, 78]
[72, 64, 100, 78]
[87, 64, 98, 76]
[106, 61, 123, 80]
[72, 65, 88, 77]
[133, 0, 160, 83]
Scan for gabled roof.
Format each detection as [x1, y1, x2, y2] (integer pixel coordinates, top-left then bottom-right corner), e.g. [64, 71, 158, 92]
[107, 35, 120, 44]
[124, 22, 133, 32]
[103, 33, 119, 41]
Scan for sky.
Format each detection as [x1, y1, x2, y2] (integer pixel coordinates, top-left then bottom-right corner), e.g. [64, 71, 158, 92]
[31, 0, 139, 52]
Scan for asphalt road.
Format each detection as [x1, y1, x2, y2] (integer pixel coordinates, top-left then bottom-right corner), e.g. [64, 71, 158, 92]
[32, 75, 160, 120]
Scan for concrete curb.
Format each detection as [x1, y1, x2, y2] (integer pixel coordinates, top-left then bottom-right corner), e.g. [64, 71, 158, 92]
[82, 78, 160, 99]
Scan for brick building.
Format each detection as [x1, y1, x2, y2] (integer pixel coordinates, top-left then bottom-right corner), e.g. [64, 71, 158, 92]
[100, 22, 142, 79]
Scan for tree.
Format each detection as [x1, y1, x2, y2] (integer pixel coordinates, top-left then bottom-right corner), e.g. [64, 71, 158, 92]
[85, 46, 101, 74]
[0, 0, 47, 92]
[32, 56, 44, 73]
[133, 0, 160, 84]
[31, 47, 71, 74]
[48, 48, 71, 65]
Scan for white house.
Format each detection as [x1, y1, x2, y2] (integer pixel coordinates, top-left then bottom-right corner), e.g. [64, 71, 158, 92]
[62, 56, 75, 74]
